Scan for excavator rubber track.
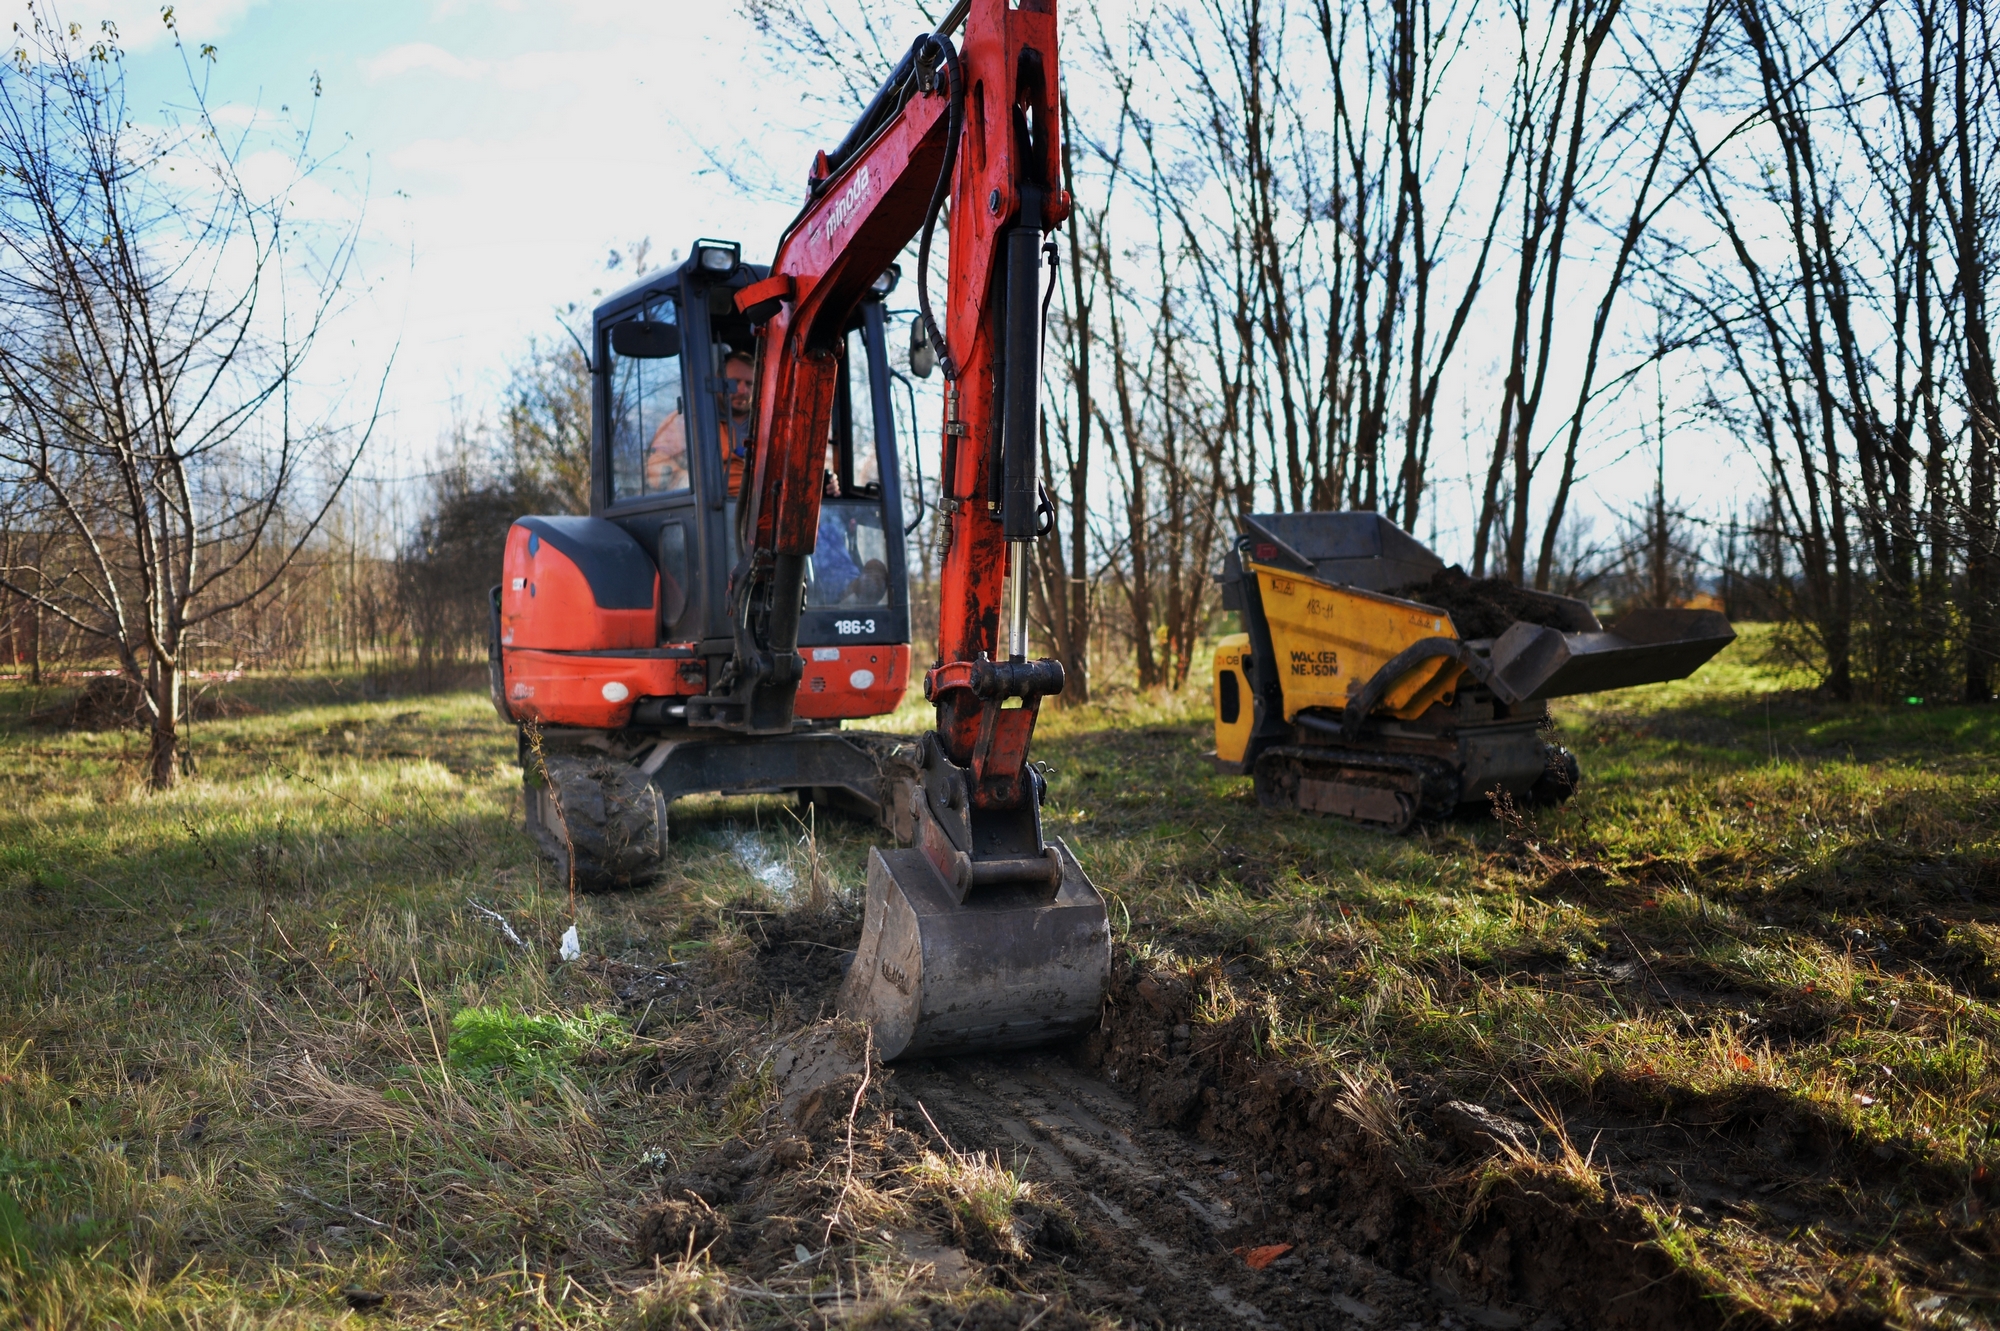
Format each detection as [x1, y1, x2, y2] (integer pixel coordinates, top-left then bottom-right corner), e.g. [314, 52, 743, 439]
[522, 728, 919, 893]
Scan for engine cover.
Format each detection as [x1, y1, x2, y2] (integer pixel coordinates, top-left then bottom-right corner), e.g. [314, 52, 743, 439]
[500, 516, 657, 651]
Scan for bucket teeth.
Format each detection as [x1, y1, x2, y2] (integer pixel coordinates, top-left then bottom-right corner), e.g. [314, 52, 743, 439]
[839, 840, 1110, 1061]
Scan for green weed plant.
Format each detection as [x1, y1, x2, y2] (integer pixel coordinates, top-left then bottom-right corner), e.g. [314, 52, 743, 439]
[444, 1005, 627, 1090]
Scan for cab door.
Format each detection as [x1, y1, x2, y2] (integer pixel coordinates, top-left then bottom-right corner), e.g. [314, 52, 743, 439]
[597, 284, 701, 644]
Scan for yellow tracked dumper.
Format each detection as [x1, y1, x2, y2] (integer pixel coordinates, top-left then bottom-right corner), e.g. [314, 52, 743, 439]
[1212, 513, 1735, 831]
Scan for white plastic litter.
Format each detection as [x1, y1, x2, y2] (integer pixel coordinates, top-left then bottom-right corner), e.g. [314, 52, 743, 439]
[468, 899, 528, 950]
[727, 828, 797, 902]
[558, 923, 580, 961]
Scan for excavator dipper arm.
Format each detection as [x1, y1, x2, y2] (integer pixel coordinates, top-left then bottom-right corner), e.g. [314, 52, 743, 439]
[693, 0, 1110, 1060]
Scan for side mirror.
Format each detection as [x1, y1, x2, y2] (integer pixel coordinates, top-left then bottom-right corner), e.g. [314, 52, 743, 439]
[908, 316, 935, 379]
[611, 320, 681, 359]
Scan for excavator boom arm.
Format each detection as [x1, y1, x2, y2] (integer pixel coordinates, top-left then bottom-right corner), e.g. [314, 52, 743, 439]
[692, 0, 1070, 760]
[694, 0, 1108, 1064]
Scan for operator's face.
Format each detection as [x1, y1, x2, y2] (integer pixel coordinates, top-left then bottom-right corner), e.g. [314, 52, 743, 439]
[725, 360, 754, 417]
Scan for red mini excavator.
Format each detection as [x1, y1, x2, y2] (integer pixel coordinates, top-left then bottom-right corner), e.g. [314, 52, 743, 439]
[491, 0, 1110, 1060]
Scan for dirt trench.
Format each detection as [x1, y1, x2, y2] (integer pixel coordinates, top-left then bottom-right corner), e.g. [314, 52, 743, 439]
[890, 1051, 1491, 1329]
[1073, 965, 1739, 1331]
[618, 910, 1803, 1331]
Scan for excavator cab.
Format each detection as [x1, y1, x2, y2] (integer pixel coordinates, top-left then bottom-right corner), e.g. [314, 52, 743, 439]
[592, 242, 911, 699]
[492, 240, 919, 889]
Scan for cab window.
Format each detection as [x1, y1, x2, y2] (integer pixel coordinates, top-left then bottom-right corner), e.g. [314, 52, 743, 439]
[842, 325, 881, 492]
[806, 501, 891, 608]
[607, 296, 688, 501]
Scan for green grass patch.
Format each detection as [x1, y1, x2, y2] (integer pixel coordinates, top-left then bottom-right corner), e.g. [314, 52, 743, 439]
[445, 1005, 628, 1088]
[0, 668, 847, 1327]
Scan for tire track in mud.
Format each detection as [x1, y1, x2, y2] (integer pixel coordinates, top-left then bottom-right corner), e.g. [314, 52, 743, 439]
[892, 1052, 1543, 1330]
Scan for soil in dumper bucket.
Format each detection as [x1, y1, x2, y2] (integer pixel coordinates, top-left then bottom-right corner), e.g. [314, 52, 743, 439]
[1388, 565, 1577, 640]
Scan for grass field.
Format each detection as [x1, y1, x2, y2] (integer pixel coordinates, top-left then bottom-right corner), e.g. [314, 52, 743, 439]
[0, 629, 1996, 1328]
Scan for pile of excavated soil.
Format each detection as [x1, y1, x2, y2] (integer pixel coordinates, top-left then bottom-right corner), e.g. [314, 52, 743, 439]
[29, 674, 254, 732]
[1387, 566, 1578, 639]
[1086, 947, 1997, 1330]
[628, 1016, 1099, 1329]
[703, 905, 860, 1017]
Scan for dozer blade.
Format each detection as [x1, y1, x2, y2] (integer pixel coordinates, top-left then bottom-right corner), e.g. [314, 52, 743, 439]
[838, 841, 1111, 1061]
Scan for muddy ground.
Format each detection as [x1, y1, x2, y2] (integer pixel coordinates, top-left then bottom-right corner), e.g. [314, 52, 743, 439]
[9, 651, 1988, 1328]
[607, 902, 1863, 1331]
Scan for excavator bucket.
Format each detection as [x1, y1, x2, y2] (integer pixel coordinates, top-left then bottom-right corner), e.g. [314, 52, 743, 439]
[839, 841, 1110, 1061]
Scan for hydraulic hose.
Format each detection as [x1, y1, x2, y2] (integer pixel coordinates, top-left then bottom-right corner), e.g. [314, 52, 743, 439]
[915, 33, 966, 382]
[814, 39, 927, 196]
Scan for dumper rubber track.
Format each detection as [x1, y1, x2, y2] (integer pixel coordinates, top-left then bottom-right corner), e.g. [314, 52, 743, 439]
[1251, 745, 1461, 833]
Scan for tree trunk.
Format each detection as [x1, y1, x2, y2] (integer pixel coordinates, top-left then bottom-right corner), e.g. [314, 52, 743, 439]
[146, 658, 181, 789]
[1959, 0, 1999, 701]
[1060, 95, 1092, 702]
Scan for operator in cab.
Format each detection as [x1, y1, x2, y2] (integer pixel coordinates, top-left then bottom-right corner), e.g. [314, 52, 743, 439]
[719, 351, 753, 494]
[643, 350, 755, 496]
[698, 346, 885, 605]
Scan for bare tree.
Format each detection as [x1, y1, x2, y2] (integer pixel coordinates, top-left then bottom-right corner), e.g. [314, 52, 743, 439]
[1032, 92, 1105, 703]
[731, 0, 2000, 706]
[742, 0, 938, 113]
[0, 10, 377, 785]
[1088, 129, 1233, 692]
[502, 332, 593, 514]
[1529, 2, 1720, 589]
[1660, 0, 2000, 699]
[1948, 0, 2000, 698]
[1471, 0, 1619, 581]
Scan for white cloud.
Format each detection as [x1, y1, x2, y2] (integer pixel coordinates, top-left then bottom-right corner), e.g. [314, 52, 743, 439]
[361, 41, 487, 81]
[6, 0, 881, 496]
[424, 0, 527, 18]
